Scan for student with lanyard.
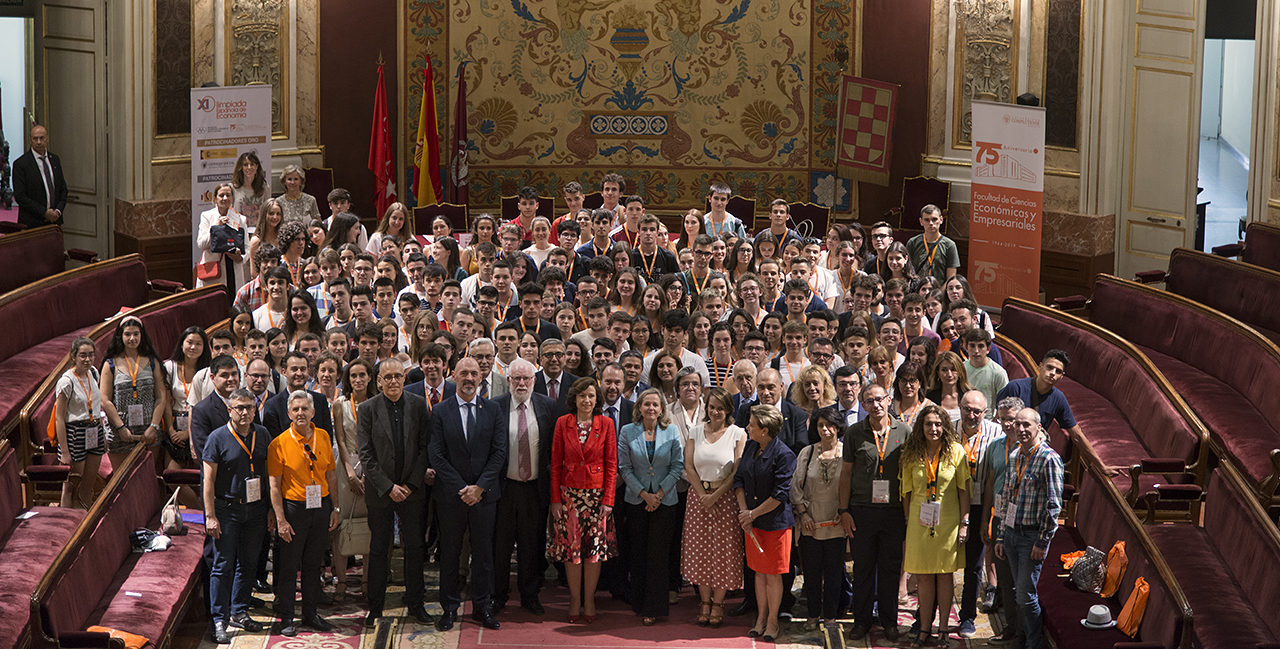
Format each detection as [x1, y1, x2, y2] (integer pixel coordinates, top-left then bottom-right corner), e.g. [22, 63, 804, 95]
[630, 214, 679, 284]
[253, 266, 292, 333]
[905, 205, 961, 284]
[753, 199, 800, 253]
[54, 338, 108, 509]
[866, 221, 895, 281]
[576, 209, 616, 260]
[705, 322, 738, 391]
[163, 327, 211, 501]
[513, 282, 562, 341]
[704, 182, 749, 240]
[682, 234, 723, 306]
[203, 388, 272, 642]
[100, 317, 169, 475]
[610, 194, 645, 247]
[267, 391, 341, 636]
[235, 244, 282, 314]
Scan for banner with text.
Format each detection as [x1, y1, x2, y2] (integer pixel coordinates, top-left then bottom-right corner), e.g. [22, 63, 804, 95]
[190, 85, 272, 276]
[968, 100, 1045, 307]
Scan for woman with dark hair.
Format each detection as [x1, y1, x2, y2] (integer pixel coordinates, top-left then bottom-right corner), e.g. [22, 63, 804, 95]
[648, 350, 680, 405]
[891, 362, 934, 429]
[163, 327, 210, 480]
[230, 307, 254, 357]
[659, 275, 688, 313]
[549, 377, 619, 623]
[322, 212, 363, 252]
[461, 213, 500, 274]
[429, 214, 453, 241]
[760, 312, 786, 365]
[681, 386, 746, 627]
[330, 357, 374, 601]
[942, 274, 995, 336]
[725, 238, 756, 286]
[638, 284, 667, 332]
[629, 314, 655, 357]
[706, 322, 737, 391]
[819, 223, 854, 272]
[564, 338, 592, 379]
[366, 202, 412, 255]
[431, 331, 460, 374]
[734, 404, 796, 642]
[674, 209, 704, 254]
[753, 231, 779, 264]
[55, 337, 107, 508]
[283, 289, 324, 348]
[907, 338, 939, 377]
[900, 404, 971, 646]
[99, 317, 169, 473]
[277, 220, 309, 287]
[431, 236, 468, 282]
[231, 150, 268, 229]
[610, 268, 643, 314]
[885, 241, 917, 283]
[791, 406, 846, 626]
[618, 389, 684, 625]
[264, 327, 289, 370]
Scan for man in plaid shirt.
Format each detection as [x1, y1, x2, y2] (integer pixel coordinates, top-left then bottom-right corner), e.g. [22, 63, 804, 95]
[994, 408, 1062, 649]
[234, 244, 281, 313]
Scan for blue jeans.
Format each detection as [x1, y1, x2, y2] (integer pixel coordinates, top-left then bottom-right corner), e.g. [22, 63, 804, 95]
[1003, 527, 1046, 649]
[209, 499, 268, 621]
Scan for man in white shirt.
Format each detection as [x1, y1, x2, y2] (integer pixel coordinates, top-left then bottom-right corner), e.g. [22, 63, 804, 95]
[641, 310, 711, 386]
[467, 338, 508, 400]
[252, 267, 292, 332]
[568, 297, 611, 350]
[460, 242, 499, 306]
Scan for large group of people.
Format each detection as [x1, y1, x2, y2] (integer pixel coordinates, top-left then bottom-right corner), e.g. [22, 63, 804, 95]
[54, 172, 1067, 648]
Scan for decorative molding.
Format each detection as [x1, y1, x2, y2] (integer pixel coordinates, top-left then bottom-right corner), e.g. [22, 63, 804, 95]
[952, 0, 1017, 148]
[151, 144, 324, 166]
[224, 0, 289, 137]
[921, 153, 1082, 178]
[154, 0, 192, 137]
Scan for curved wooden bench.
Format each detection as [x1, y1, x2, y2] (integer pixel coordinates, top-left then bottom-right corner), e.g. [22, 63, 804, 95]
[1243, 222, 1280, 271]
[1039, 453, 1193, 649]
[998, 298, 1208, 501]
[1088, 274, 1280, 502]
[994, 332, 1034, 381]
[30, 446, 205, 649]
[1164, 247, 1280, 346]
[0, 226, 69, 295]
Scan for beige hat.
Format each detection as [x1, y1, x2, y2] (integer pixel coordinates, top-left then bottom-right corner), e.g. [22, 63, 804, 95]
[1080, 604, 1116, 629]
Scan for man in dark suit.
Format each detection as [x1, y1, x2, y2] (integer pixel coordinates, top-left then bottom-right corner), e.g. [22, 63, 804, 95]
[512, 284, 562, 341]
[493, 359, 556, 614]
[734, 368, 808, 452]
[191, 355, 242, 459]
[12, 125, 68, 228]
[404, 343, 455, 406]
[597, 361, 632, 601]
[534, 338, 576, 419]
[357, 359, 433, 625]
[428, 357, 507, 631]
[262, 352, 333, 438]
[598, 362, 633, 431]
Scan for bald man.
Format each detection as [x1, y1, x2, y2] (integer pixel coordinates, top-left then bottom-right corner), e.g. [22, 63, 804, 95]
[13, 124, 68, 227]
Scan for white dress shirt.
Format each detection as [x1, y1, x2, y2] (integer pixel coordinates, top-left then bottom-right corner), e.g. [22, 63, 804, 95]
[506, 397, 540, 480]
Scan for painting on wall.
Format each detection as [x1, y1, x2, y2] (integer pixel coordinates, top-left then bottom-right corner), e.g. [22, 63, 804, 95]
[405, 0, 855, 213]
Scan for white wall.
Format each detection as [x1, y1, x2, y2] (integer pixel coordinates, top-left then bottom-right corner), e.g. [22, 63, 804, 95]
[1220, 39, 1255, 161]
[0, 18, 27, 179]
[1201, 39, 1224, 138]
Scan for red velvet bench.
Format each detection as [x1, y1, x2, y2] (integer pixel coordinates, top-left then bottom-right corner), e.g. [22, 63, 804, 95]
[0, 439, 87, 649]
[1036, 457, 1192, 649]
[30, 447, 205, 649]
[1087, 275, 1280, 503]
[1142, 465, 1280, 649]
[998, 299, 1208, 501]
[1163, 248, 1280, 347]
[0, 226, 97, 296]
[1220, 222, 1280, 272]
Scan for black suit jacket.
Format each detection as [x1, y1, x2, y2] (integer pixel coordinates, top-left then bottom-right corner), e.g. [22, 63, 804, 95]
[428, 395, 508, 504]
[495, 392, 557, 499]
[603, 397, 634, 432]
[405, 378, 455, 404]
[534, 370, 578, 419]
[12, 150, 68, 228]
[356, 392, 431, 503]
[261, 389, 334, 439]
[190, 393, 230, 461]
[734, 398, 811, 453]
[513, 319, 562, 343]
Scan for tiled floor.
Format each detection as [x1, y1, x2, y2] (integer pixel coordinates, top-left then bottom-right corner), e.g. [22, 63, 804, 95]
[1197, 137, 1250, 252]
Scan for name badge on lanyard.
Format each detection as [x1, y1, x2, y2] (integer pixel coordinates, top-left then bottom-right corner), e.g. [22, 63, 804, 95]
[84, 424, 100, 450]
[174, 414, 189, 431]
[245, 477, 262, 503]
[919, 501, 941, 527]
[127, 404, 145, 427]
[305, 484, 322, 509]
[871, 479, 890, 504]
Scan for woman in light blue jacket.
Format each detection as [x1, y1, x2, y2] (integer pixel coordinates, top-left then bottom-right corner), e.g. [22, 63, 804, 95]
[618, 388, 685, 625]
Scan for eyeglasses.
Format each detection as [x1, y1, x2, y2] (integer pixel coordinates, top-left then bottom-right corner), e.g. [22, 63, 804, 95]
[229, 404, 255, 412]
[872, 233, 893, 239]
[962, 407, 986, 415]
[694, 250, 712, 257]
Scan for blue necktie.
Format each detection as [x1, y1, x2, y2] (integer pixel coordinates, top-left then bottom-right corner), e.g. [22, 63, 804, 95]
[608, 405, 618, 431]
[465, 402, 477, 441]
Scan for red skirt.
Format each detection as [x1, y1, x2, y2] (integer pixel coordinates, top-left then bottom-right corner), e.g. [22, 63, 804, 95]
[745, 527, 792, 574]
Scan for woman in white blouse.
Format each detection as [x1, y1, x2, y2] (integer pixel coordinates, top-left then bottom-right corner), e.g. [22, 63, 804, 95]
[195, 182, 246, 290]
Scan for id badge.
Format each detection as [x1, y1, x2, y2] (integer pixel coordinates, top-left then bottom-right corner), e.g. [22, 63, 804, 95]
[245, 477, 262, 503]
[918, 501, 941, 527]
[871, 479, 891, 504]
[993, 493, 1005, 516]
[84, 424, 99, 450]
[1005, 498, 1017, 522]
[174, 415, 188, 431]
[305, 484, 322, 509]
[127, 404, 145, 427]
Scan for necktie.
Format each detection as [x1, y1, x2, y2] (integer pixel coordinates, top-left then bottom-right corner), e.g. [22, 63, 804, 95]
[430, 386, 440, 405]
[607, 405, 618, 431]
[548, 378, 558, 403]
[40, 155, 54, 208]
[464, 402, 476, 441]
[517, 403, 532, 480]
[480, 380, 489, 400]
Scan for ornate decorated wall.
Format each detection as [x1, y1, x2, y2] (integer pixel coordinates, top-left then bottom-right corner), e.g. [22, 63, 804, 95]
[403, 0, 857, 216]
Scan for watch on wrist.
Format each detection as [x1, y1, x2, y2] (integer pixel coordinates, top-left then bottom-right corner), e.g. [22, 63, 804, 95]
[837, 508, 848, 515]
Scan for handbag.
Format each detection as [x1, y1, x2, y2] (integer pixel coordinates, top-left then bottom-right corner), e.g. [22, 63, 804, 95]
[195, 260, 222, 281]
[1069, 545, 1107, 593]
[1117, 576, 1149, 636]
[209, 224, 244, 254]
[1101, 540, 1128, 597]
[336, 501, 370, 556]
[160, 489, 185, 535]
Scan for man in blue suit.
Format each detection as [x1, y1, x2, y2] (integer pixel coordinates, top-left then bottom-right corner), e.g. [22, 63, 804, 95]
[429, 357, 507, 631]
[191, 355, 242, 459]
[533, 338, 576, 419]
[405, 343, 455, 406]
[261, 352, 332, 438]
[734, 368, 809, 452]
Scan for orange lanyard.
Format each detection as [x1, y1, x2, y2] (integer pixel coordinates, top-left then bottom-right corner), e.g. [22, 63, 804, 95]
[267, 305, 281, 328]
[896, 400, 922, 425]
[230, 425, 258, 473]
[623, 227, 638, 247]
[74, 370, 100, 422]
[963, 431, 980, 466]
[708, 217, 726, 238]
[179, 364, 193, 405]
[925, 445, 943, 501]
[638, 248, 658, 278]
[122, 355, 142, 398]
[566, 254, 575, 280]
[592, 240, 610, 258]
[872, 426, 889, 476]
[923, 236, 940, 270]
[496, 294, 513, 322]
[519, 319, 541, 338]
[284, 258, 301, 286]
[348, 397, 359, 427]
[691, 270, 710, 295]
[1011, 448, 1031, 502]
[782, 359, 802, 385]
[711, 358, 731, 385]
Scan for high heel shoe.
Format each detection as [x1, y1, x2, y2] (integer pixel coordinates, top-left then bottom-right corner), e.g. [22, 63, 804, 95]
[697, 600, 711, 626]
[748, 626, 764, 638]
[567, 613, 580, 624]
[762, 623, 780, 643]
[708, 602, 724, 628]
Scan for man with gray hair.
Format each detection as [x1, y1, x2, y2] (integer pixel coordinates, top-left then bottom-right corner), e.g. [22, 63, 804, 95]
[981, 396, 1025, 645]
[955, 390, 1003, 638]
[993, 407, 1062, 649]
[493, 358, 557, 614]
[358, 358, 433, 626]
[467, 337, 508, 399]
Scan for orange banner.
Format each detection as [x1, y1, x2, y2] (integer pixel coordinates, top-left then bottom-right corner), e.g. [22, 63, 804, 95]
[968, 101, 1045, 307]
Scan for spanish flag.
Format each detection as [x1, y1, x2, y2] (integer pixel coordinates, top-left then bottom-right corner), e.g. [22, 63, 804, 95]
[413, 57, 443, 206]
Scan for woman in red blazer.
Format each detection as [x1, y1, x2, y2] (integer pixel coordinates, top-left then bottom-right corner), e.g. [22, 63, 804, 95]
[548, 377, 618, 623]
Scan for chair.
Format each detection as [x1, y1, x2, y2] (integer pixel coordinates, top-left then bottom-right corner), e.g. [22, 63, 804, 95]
[704, 195, 757, 232]
[582, 192, 604, 210]
[884, 176, 950, 234]
[500, 195, 556, 223]
[787, 202, 833, 240]
[413, 202, 471, 235]
[303, 166, 336, 221]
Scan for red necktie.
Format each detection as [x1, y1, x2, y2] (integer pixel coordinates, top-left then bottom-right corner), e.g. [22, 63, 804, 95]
[517, 402, 532, 480]
[430, 386, 440, 405]
[548, 378, 558, 402]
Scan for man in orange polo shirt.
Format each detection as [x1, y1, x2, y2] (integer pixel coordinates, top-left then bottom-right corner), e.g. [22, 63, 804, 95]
[268, 391, 340, 637]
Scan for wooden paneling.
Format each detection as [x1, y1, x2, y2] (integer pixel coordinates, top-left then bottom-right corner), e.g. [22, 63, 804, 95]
[114, 232, 192, 288]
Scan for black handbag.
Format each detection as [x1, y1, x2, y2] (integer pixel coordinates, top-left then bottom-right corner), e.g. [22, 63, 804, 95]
[209, 224, 244, 254]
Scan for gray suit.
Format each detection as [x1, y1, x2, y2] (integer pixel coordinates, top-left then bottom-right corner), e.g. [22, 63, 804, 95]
[356, 391, 430, 613]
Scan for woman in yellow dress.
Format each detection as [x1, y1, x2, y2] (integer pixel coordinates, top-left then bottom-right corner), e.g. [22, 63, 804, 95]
[900, 404, 970, 647]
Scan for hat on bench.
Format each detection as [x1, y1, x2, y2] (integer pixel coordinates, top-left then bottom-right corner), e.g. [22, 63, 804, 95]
[1080, 604, 1117, 629]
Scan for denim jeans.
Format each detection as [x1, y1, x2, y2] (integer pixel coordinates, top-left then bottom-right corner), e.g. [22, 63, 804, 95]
[1003, 527, 1046, 649]
[209, 500, 268, 621]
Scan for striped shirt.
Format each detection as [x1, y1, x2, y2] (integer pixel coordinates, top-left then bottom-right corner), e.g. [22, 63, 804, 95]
[997, 440, 1063, 549]
[959, 418, 1003, 506]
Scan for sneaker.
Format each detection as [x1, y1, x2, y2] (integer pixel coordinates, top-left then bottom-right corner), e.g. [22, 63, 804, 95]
[988, 630, 1021, 646]
[979, 587, 997, 613]
[957, 619, 976, 638]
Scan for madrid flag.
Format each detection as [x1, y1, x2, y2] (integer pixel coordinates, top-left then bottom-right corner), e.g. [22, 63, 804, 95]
[413, 57, 443, 206]
[367, 62, 396, 217]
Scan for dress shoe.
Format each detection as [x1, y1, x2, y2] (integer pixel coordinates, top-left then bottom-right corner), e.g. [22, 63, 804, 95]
[228, 613, 263, 632]
[278, 619, 298, 637]
[492, 597, 508, 612]
[302, 614, 334, 632]
[210, 620, 231, 644]
[473, 609, 501, 629]
[883, 624, 902, 641]
[408, 605, 435, 624]
[521, 598, 546, 614]
[847, 622, 870, 640]
[435, 609, 458, 631]
[728, 600, 755, 617]
[248, 595, 266, 608]
[365, 611, 382, 626]
[253, 579, 271, 593]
